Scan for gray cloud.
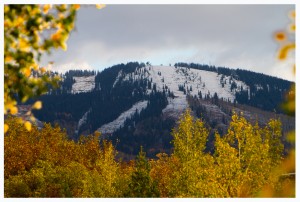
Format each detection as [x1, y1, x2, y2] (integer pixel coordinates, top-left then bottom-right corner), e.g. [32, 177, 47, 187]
[42, 4, 295, 81]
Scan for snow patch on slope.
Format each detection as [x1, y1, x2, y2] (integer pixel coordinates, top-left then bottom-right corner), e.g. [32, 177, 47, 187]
[117, 65, 249, 119]
[162, 96, 188, 119]
[77, 109, 91, 131]
[72, 75, 95, 94]
[103, 65, 249, 128]
[148, 65, 248, 102]
[113, 70, 123, 88]
[98, 101, 148, 134]
[146, 65, 248, 117]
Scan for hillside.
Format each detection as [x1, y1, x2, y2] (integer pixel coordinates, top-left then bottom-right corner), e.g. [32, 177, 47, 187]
[29, 62, 295, 158]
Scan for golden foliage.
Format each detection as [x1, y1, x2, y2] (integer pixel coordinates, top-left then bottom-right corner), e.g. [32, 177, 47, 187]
[4, 4, 80, 132]
[259, 10, 296, 197]
[150, 153, 177, 197]
[150, 110, 286, 197]
[4, 117, 121, 197]
[4, 6, 294, 198]
[4, 110, 289, 197]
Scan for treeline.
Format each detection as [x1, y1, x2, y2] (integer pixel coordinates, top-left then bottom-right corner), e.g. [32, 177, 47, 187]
[175, 62, 217, 72]
[95, 62, 145, 90]
[175, 62, 293, 114]
[33, 79, 158, 138]
[32, 63, 144, 129]
[65, 69, 97, 77]
[234, 69, 291, 113]
[31, 62, 173, 141]
[42, 61, 293, 116]
[4, 110, 294, 197]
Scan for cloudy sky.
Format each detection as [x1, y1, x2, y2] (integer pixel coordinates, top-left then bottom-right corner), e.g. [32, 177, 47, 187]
[41, 4, 295, 81]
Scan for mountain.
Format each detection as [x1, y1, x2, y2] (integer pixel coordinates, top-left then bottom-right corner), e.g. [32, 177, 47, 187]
[29, 62, 295, 159]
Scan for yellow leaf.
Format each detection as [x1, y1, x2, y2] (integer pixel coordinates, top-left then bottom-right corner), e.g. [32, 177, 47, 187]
[19, 38, 30, 52]
[62, 42, 67, 51]
[74, 4, 81, 10]
[32, 101, 42, 110]
[32, 63, 39, 71]
[15, 16, 24, 27]
[289, 24, 296, 32]
[5, 55, 13, 63]
[40, 67, 47, 73]
[96, 4, 106, 9]
[24, 68, 31, 77]
[278, 43, 295, 60]
[10, 106, 18, 115]
[55, 22, 63, 30]
[4, 19, 11, 28]
[58, 13, 65, 19]
[274, 32, 286, 41]
[51, 30, 62, 41]
[21, 95, 29, 103]
[4, 124, 9, 133]
[290, 10, 295, 19]
[24, 121, 32, 131]
[4, 5, 9, 13]
[30, 116, 36, 122]
[30, 7, 40, 16]
[36, 17, 42, 24]
[43, 4, 51, 14]
[293, 64, 295, 75]
[11, 41, 16, 49]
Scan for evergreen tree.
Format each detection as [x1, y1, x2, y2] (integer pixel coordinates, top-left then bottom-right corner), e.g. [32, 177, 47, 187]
[126, 147, 159, 197]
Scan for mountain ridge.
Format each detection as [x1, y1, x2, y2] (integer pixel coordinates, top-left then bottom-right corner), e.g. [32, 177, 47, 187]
[29, 62, 294, 158]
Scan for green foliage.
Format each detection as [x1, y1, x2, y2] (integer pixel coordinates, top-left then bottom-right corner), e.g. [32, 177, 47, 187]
[126, 147, 160, 197]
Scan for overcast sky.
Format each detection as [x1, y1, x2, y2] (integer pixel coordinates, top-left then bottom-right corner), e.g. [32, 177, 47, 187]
[41, 4, 295, 81]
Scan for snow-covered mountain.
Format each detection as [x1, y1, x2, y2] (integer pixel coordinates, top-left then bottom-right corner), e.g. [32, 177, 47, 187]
[70, 65, 249, 133]
[70, 65, 248, 98]
[35, 62, 294, 158]
[132, 65, 246, 113]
